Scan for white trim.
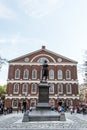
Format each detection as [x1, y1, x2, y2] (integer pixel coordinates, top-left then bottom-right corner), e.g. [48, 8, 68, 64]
[58, 84, 63, 94]
[49, 83, 54, 94]
[49, 69, 54, 79]
[15, 69, 20, 79]
[13, 83, 19, 94]
[9, 62, 77, 66]
[49, 95, 79, 99]
[30, 54, 56, 63]
[31, 84, 37, 94]
[7, 80, 78, 84]
[5, 95, 38, 99]
[23, 69, 29, 79]
[66, 84, 72, 94]
[5, 95, 79, 99]
[32, 69, 37, 79]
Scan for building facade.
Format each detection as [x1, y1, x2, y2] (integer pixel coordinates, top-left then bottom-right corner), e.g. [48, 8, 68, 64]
[5, 46, 79, 110]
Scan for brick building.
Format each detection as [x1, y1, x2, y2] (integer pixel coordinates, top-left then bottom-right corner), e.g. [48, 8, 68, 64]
[5, 46, 79, 110]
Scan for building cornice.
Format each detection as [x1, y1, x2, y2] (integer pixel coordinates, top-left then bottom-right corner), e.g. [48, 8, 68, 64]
[5, 95, 79, 99]
[9, 62, 77, 66]
[7, 79, 78, 84]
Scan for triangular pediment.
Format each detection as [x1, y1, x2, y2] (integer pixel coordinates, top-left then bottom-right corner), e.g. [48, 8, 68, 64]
[9, 46, 77, 64]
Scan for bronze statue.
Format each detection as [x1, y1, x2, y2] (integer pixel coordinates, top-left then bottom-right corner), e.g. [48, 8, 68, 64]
[42, 60, 49, 81]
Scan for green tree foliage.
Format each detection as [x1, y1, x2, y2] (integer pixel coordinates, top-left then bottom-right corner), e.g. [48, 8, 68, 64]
[0, 85, 6, 100]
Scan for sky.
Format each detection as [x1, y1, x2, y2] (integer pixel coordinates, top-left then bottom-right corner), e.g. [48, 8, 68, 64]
[0, 0, 87, 85]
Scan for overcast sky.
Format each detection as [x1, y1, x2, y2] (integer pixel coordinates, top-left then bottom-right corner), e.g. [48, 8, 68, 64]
[0, 0, 87, 85]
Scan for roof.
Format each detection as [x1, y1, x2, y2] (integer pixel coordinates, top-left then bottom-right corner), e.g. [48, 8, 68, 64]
[9, 46, 78, 63]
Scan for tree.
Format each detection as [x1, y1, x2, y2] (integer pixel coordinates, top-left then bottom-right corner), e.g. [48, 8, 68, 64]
[0, 56, 7, 70]
[0, 85, 6, 100]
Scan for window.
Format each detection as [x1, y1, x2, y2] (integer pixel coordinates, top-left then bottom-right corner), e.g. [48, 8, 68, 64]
[15, 69, 20, 79]
[58, 84, 63, 94]
[38, 57, 49, 63]
[66, 70, 71, 79]
[49, 69, 54, 79]
[23, 69, 29, 79]
[32, 69, 37, 79]
[58, 70, 63, 79]
[49, 84, 54, 93]
[66, 84, 72, 94]
[13, 84, 19, 93]
[31, 84, 37, 93]
[12, 99, 18, 108]
[22, 84, 28, 93]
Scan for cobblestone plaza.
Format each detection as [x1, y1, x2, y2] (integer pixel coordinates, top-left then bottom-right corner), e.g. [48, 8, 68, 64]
[0, 112, 87, 130]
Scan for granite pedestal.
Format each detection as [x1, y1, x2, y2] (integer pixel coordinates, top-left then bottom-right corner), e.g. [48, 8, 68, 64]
[22, 82, 66, 122]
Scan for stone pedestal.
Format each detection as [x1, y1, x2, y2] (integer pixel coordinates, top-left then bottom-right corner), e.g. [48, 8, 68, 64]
[22, 111, 29, 122]
[22, 81, 66, 122]
[60, 112, 66, 121]
[36, 82, 50, 110]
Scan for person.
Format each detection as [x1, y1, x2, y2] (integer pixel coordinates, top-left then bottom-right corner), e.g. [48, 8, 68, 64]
[42, 60, 49, 81]
[22, 100, 27, 112]
[70, 108, 73, 114]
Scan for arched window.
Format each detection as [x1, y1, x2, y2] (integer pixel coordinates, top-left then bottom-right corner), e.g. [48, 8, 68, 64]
[32, 69, 37, 79]
[49, 84, 54, 93]
[38, 57, 49, 63]
[12, 99, 18, 108]
[49, 69, 54, 79]
[58, 70, 63, 79]
[15, 69, 20, 79]
[66, 84, 72, 94]
[23, 69, 29, 79]
[13, 83, 19, 93]
[66, 70, 71, 79]
[31, 84, 37, 93]
[22, 83, 28, 93]
[58, 84, 63, 94]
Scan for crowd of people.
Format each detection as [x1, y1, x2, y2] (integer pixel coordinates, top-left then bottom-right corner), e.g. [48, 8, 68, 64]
[51, 104, 87, 115]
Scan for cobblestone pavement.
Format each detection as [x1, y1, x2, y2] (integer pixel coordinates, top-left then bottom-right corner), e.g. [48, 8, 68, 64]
[0, 112, 87, 130]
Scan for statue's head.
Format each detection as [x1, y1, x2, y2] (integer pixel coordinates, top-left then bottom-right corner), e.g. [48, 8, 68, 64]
[44, 60, 47, 63]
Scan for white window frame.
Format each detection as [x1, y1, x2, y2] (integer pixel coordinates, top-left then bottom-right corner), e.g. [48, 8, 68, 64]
[23, 69, 29, 79]
[49, 69, 54, 79]
[22, 83, 28, 94]
[66, 84, 72, 94]
[13, 83, 19, 94]
[31, 84, 37, 94]
[32, 69, 37, 79]
[66, 70, 71, 80]
[12, 99, 18, 108]
[49, 84, 54, 94]
[15, 69, 20, 79]
[58, 70, 63, 79]
[58, 84, 63, 94]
